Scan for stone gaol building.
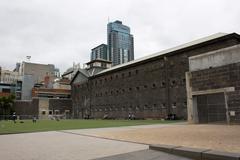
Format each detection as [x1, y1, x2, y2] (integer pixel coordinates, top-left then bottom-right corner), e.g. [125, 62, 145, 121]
[71, 33, 240, 123]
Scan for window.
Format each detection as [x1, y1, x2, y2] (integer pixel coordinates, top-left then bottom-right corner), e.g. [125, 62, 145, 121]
[152, 83, 156, 88]
[129, 87, 132, 91]
[136, 86, 140, 90]
[136, 105, 140, 110]
[54, 110, 60, 115]
[42, 110, 46, 115]
[144, 85, 148, 89]
[144, 105, 148, 110]
[161, 82, 165, 87]
[122, 73, 125, 78]
[2, 88, 10, 93]
[49, 110, 53, 115]
[128, 72, 131, 77]
[161, 103, 166, 108]
[171, 80, 176, 86]
[184, 101, 187, 107]
[135, 70, 138, 74]
[182, 78, 186, 85]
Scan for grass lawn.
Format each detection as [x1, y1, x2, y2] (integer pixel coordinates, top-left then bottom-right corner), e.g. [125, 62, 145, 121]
[0, 119, 183, 134]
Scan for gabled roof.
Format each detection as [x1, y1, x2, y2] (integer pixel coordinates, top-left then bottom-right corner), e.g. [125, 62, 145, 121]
[94, 32, 240, 77]
[62, 68, 74, 76]
[70, 69, 90, 85]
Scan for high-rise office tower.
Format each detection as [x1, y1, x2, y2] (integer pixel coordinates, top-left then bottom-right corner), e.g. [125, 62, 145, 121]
[107, 20, 134, 66]
[91, 44, 108, 61]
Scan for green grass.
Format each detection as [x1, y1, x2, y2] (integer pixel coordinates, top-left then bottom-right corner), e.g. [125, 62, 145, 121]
[0, 119, 183, 135]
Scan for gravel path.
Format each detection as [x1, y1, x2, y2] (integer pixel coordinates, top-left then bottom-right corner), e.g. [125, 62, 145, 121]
[67, 123, 240, 153]
[89, 125, 240, 153]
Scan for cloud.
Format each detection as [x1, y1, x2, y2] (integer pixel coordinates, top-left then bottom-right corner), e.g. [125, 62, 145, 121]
[0, 0, 240, 73]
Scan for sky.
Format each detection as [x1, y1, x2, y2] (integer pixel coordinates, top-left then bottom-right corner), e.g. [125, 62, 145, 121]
[0, 0, 240, 73]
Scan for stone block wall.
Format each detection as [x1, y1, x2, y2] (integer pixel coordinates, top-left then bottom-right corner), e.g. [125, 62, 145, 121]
[49, 98, 72, 115]
[13, 98, 39, 119]
[13, 98, 72, 119]
[190, 62, 240, 123]
[72, 34, 240, 119]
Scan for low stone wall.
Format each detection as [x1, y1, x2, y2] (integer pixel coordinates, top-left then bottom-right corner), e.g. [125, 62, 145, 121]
[13, 98, 72, 119]
[13, 99, 39, 118]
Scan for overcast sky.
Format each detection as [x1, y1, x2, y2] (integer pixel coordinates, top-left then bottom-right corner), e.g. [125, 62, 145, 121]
[1, 0, 240, 73]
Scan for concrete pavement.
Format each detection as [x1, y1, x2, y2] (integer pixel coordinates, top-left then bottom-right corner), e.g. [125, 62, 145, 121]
[0, 123, 194, 160]
[0, 131, 147, 160]
[93, 149, 193, 160]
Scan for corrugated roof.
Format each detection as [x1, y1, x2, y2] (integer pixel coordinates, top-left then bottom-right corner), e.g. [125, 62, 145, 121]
[96, 32, 229, 76]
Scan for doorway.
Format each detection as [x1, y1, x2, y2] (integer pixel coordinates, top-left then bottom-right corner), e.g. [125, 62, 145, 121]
[197, 93, 227, 123]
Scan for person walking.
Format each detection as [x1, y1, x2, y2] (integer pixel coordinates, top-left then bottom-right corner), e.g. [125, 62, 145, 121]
[32, 116, 37, 123]
[12, 112, 17, 123]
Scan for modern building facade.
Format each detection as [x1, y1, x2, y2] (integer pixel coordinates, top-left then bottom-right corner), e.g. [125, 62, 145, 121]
[0, 83, 16, 97]
[0, 67, 22, 99]
[19, 62, 57, 100]
[91, 44, 108, 61]
[71, 33, 240, 122]
[0, 69, 22, 84]
[107, 20, 134, 66]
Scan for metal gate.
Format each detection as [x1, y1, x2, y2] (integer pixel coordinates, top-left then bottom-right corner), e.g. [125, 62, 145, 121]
[197, 93, 227, 123]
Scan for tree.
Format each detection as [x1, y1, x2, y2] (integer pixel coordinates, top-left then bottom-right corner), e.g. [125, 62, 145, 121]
[0, 94, 15, 120]
[0, 97, 3, 119]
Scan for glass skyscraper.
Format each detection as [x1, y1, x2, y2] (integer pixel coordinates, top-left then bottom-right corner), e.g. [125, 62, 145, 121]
[91, 44, 108, 61]
[107, 20, 134, 66]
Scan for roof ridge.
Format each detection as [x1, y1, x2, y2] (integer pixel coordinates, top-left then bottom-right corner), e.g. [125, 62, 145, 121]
[95, 32, 233, 76]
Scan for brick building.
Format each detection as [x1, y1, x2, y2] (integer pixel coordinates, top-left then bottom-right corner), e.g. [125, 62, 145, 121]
[71, 33, 240, 120]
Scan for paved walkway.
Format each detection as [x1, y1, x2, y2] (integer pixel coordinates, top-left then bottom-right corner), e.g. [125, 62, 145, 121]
[0, 131, 147, 160]
[93, 149, 193, 160]
[0, 123, 192, 160]
[64, 123, 182, 138]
